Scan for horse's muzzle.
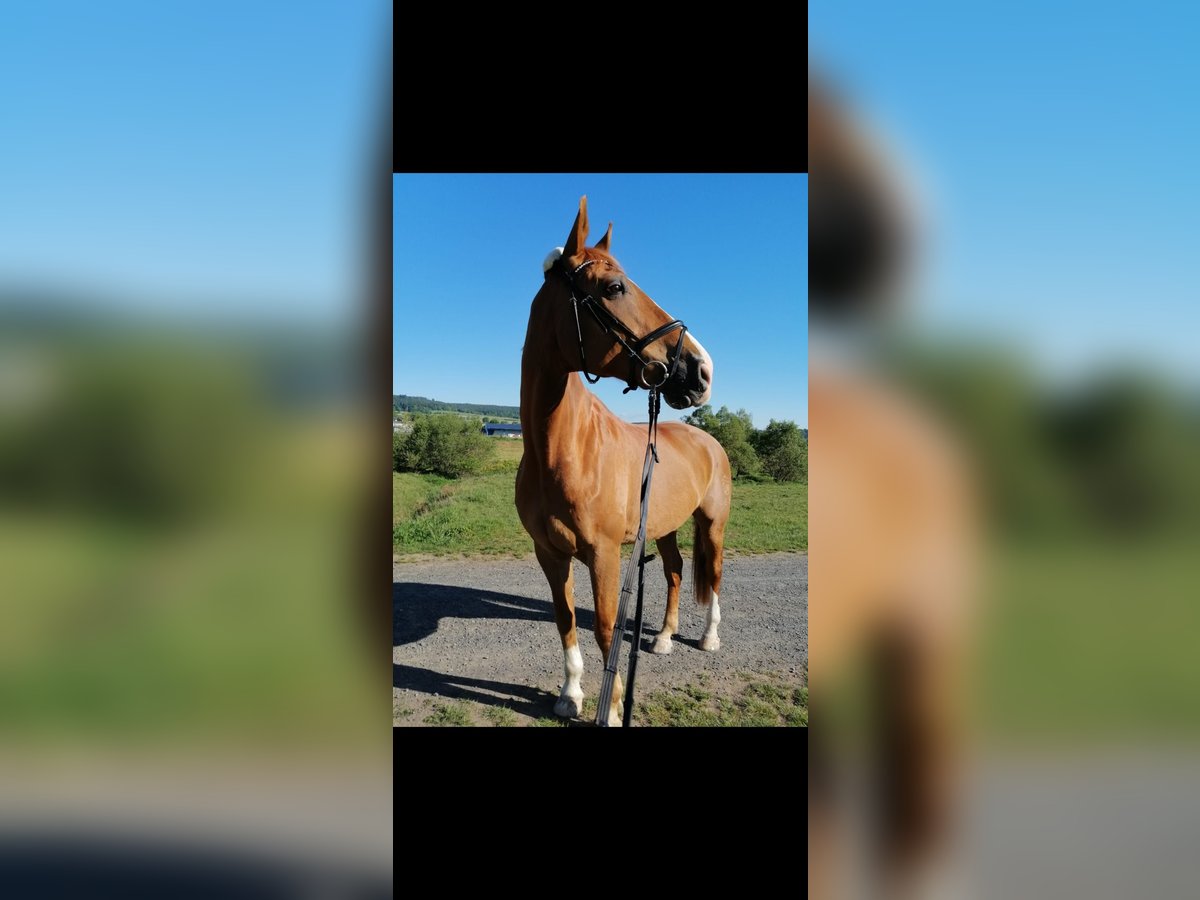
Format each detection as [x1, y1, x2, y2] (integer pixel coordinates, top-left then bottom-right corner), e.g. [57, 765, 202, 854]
[662, 351, 712, 409]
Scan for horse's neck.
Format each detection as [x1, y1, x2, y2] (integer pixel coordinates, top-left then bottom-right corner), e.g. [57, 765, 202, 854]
[519, 288, 615, 472]
[520, 359, 593, 467]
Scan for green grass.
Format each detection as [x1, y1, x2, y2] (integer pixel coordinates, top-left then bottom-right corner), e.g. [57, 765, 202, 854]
[980, 537, 1200, 739]
[392, 472, 451, 522]
[1, 420, 382, 748]
[720, 479, 807, 554]
[424, 701, 473, 726]
[481, 439, 524, 474]
[482, 705, 518, 727]
[392, 469, 530, 557]
[393, 444, 806, 558]
[635, 675, 807, 727]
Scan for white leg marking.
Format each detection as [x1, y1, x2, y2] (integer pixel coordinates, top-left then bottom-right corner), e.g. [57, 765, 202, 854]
[652, 629, 674, 654]
[554, 643, 584, 718]
[604, 673, 624, 727]
[700, 592, 721, 652]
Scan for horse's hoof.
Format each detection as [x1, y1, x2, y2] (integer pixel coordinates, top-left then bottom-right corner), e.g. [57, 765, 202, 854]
[699, 634, 721, 652]
[651, 635, 673, 654]
[603, 707, 624, 727]
[554, 695, 583, 718]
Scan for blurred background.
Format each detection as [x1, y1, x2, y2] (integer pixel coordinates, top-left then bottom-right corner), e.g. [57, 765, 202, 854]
[1, 3, 390, 893]
[811, 2, 1200, 897]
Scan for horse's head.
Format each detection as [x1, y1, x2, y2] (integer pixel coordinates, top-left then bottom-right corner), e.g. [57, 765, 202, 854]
[542, 196, 713, 410]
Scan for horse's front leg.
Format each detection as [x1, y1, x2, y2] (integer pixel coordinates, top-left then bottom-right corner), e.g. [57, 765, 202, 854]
[587, 541, 624, 727]
[535, 542, 583, 718]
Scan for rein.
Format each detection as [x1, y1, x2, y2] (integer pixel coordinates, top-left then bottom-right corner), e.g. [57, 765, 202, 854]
[595, 385, 663, 727]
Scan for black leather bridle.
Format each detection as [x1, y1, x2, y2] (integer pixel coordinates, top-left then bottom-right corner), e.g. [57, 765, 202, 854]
[552, 257, 688, 393]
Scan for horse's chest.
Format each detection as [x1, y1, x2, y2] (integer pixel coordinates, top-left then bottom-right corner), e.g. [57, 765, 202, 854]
[517, 464, 624, 554]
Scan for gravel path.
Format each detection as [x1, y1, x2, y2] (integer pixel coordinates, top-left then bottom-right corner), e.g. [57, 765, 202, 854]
[393, 552, 807, 725]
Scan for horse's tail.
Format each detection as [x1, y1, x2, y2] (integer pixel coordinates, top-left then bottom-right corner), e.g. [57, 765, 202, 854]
[692, 516, 715, 607]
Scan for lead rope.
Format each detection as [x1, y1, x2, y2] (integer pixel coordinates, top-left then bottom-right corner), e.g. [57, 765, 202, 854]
[595, 386, 662, 727]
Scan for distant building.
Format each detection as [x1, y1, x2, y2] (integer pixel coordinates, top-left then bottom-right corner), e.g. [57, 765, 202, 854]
[482, 423, 522, 437]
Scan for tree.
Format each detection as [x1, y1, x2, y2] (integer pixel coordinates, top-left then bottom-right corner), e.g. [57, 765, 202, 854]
[393, 428, 405, 471]
[750, 419, 808, 482]
[682, 404, 762, 478]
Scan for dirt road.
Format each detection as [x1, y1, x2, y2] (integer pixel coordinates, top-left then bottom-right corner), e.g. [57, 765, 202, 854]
[393, 552, 807, 726]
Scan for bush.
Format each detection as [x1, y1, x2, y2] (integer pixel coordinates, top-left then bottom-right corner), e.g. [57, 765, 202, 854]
[682, 407, 810, 483]
[682, 404, 762, 479]
[394, 414, 493, 478]
[762, 440, 807, 482]
[750, 420, 808, 483]
[723, 440, 764, 480]
[392, 428, 405, 471]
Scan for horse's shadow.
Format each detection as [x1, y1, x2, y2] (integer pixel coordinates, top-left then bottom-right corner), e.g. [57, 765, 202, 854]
[393, 581, 603, 724]
[392, 581, 596, 646]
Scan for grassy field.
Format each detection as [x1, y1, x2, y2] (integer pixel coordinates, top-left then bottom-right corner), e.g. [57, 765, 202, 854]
[636, 673, 808, 727]
[393, 439, 807, 558]
[980, 537, 1200, 739]
[395, 673, 807, 727]
[4, 418, 381, 747]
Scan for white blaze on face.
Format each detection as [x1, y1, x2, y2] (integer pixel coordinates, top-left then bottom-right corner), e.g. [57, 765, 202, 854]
[685, 334, 715, 405]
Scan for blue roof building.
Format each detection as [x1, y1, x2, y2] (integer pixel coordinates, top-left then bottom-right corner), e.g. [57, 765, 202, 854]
[482, 423, 523, 437]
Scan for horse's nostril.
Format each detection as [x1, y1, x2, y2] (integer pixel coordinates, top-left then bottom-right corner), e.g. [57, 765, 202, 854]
[699, 362, 713, 390]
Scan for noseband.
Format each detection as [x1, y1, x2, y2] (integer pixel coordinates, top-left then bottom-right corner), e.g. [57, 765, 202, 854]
[551, 258, 688, 392]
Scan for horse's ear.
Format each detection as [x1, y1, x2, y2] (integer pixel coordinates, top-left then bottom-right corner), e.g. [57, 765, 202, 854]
[563, 195, 589, 259]
[594, 221, 613, 253]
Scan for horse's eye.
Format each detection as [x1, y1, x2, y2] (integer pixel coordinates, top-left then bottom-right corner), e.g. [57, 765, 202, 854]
[607, 281, 625, 296]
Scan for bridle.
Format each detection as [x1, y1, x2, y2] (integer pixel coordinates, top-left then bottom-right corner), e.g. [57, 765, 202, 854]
[551, 257, 689, 394]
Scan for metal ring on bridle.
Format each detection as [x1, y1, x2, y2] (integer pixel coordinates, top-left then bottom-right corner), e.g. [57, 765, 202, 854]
[639, 359, 669, 389]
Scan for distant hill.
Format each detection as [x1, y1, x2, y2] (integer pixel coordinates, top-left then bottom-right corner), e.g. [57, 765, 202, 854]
[393, 394, 520, 419]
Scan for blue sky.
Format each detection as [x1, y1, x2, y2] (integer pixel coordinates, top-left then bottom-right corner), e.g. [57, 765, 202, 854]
[393, 174, 808, 427]
[1, 3, 386, 322]
[811, 2, 1200, 385]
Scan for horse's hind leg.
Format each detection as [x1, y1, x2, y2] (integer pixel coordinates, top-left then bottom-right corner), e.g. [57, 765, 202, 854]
[535, 542, 584, 718]
[694, 512, 726, 652]
[651, 531, 683, 654]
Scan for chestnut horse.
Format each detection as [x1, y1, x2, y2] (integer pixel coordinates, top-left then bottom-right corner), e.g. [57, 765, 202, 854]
[516, 197, 732, 727]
